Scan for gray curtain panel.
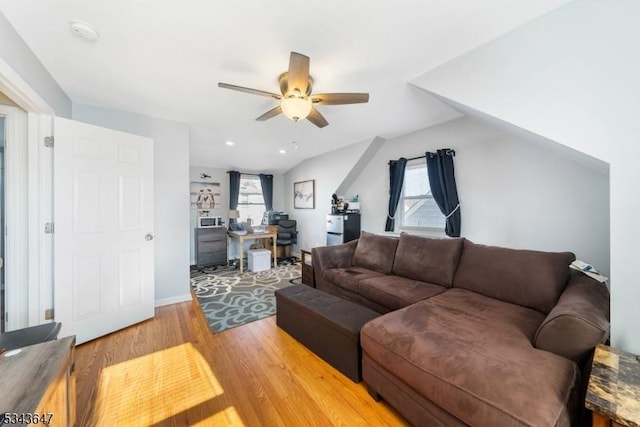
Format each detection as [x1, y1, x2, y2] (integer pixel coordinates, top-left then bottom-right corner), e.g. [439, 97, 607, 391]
[426, 149, 460, 237]
[259, 174, 274, 211]
[228, 170, 241, 223]
[385, 157, 407, 231]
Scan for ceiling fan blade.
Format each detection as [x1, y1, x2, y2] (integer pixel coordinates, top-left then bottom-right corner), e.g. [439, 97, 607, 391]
[287, 52, 311, 95]
[256, 105, 282, 121]
[218, 82, 281, 99]
[307, 107, 329, 128]
[311, 93, 369, 105]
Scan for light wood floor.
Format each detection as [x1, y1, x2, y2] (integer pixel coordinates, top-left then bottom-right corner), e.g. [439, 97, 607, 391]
[75, 298, 408, 426]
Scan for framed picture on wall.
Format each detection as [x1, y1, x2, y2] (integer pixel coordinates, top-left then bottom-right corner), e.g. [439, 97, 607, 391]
[294, 180, 315, 209]
[190, 181, 221, 212]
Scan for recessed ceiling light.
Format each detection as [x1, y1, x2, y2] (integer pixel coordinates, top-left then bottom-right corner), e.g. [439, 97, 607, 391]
[69, 21, 100, 42]
[225, 141, 235, 146]
[279, 149, 286, 154]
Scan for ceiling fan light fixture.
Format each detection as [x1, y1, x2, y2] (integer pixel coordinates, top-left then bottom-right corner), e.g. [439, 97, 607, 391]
[281, 96, 312, 122]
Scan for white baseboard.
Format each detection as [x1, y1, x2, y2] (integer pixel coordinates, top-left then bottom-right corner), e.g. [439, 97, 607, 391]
[154, 293, 192, 307]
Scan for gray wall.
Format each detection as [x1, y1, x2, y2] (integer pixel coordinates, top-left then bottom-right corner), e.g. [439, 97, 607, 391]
[0, 13, 71, 117]
[347, 117, 610, 276]
[411, 0, 638, 353]
[73, 103, 191, 306]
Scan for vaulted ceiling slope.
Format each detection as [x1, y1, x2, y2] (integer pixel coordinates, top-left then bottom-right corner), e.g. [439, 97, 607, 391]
[0, 0, 571, 172]
[411, 0, 619, 169]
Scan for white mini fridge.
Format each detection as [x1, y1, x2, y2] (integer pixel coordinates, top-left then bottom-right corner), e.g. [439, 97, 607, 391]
[326, 213, 361, 245]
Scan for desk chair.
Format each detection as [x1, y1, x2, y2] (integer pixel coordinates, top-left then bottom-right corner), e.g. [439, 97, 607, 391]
[276, 220, 298, 264]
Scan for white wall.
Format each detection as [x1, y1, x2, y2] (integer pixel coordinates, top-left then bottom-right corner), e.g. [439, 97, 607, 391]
[347, 117, 610, 276]
[411, 0, 639, 353]
[0, 13, 71, 117]
[73, 103, 191, 306]
[284, 138, 373, 253]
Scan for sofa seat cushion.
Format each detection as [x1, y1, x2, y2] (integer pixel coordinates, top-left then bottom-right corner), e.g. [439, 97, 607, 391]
[323, 267, 384, 293]
[361, 289, 579, 427]
[352, 231, 399, 274]
[392, 233, 463, 287]
[453, 239, 576, 314]
[358, 275, 447, 311]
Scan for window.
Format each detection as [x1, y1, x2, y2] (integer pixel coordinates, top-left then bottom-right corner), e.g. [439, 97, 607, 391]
[237, 175, 265, 224]
[399, 161, 445, 230]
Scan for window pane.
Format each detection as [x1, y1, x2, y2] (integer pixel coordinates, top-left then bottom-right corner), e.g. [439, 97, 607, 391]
[403, 197, 445, 228]
[246, 194, 264, 204]
[404, 166, 430, 197]
[238, 175, 265, 223]
[399, 163, 445, 229]
[240, 177, 262, 194]
[238, 204, 265, 224]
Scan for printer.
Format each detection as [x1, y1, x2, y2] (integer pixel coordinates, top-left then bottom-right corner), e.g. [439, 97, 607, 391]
[266, 211, 289, 225]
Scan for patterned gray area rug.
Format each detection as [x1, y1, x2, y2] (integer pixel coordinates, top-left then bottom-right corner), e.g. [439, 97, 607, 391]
[190, 264, 301, 333]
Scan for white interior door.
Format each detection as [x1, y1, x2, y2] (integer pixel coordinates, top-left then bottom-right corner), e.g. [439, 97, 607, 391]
[54, 117, 154, 344]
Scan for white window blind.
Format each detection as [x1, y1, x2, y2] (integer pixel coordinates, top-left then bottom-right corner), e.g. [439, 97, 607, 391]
[399, 161, 445, 230]
[237, 175, 265, 223]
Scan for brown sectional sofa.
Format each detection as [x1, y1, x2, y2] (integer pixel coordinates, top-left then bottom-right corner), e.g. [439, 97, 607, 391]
[312, 231, 610, 426]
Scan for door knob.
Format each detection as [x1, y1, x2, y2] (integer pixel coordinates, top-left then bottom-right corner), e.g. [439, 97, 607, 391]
[145, 233, 154, 241]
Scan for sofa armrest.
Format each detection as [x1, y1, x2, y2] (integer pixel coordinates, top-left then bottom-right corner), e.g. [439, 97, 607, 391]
[312, 240, 358, 285]
[533, 271, 610, 363]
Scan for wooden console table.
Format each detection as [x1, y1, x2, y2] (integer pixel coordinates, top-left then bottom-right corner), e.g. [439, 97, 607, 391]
[0, 336, 76, 426]
[227, 230, 277, 274]
[301, 249, 315, 287]
[586, 344, 640, 427]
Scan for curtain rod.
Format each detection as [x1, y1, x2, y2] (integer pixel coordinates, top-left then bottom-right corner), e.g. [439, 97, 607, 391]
[226, 171, 272, 177]
[388, 150, 456, 165]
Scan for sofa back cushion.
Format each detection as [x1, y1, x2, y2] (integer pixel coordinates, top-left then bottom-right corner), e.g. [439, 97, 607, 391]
[352, 231, 398, 274]
[392, 233, 463, 287]
[453, 240, 575, 313]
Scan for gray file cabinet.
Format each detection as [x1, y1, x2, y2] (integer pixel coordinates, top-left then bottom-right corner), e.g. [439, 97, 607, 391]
[195, 227, 227, 268]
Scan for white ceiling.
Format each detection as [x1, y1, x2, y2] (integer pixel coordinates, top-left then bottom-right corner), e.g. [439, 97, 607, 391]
[0, 0, 571, 173]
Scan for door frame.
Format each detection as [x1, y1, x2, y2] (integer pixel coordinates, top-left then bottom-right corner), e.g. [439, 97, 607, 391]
[0, 105, 28, 331]
[0, 57, 55, 330]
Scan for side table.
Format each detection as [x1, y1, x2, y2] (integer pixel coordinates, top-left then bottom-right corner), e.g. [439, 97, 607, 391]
[585, 343, 640, 427]
[301, 249, 315, 287]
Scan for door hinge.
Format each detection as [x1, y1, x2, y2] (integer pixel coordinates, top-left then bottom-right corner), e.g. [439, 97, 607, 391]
[45, 308, 54, 320]
[44, 136, 54, 148]
[45, 222, 54, 234]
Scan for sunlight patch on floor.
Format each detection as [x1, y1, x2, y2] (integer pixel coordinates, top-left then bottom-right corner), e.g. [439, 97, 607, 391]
[92, 343, 224, 425]
[192, 406, 246, 426]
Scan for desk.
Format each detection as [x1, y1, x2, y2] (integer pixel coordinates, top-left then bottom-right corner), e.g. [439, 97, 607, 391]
[227, 231, 277, 274]
[586, 344, 640, 427]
